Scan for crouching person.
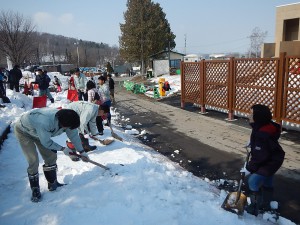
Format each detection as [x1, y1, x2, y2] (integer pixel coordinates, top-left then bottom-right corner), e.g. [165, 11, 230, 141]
[14, 108, 89, 202]
[65, 101, 108, 159]
[243, 104, 285, 216]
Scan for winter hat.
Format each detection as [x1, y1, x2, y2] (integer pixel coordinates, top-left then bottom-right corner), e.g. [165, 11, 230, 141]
[251, 104, 272, 125]
[75, 68, 80, 73]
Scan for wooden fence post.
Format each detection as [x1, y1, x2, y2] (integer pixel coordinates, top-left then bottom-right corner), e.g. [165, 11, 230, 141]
[227, 57, 235, 121]
[180, 61, 185, 108]
[274, 52, 286, 124]
[200, 60, 206, 114]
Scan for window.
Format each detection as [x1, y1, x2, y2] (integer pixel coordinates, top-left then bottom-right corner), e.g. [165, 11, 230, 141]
[170, 59, 181, 69]
[284, 18, 299, 41]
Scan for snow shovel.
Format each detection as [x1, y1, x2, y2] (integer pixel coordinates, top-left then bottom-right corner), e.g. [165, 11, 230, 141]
[221, 147, 250, 216]
[70, 152, 109, 170]
[89, 135, 114, 145]
[108, 121, 123, 142]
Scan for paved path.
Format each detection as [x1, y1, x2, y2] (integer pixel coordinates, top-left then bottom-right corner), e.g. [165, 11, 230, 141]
[113, 78, 300, 224]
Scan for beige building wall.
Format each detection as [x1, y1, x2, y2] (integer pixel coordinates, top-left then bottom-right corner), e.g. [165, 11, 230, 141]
[274, 3, 300, 57]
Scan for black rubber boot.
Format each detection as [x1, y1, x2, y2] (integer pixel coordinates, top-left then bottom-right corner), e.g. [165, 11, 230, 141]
[79, 133, 97, 152]
[43, 164, 64, 191]
[260, 187, 274, 211]
[246, 191, 262, 216]
[28, 173, 41, 202]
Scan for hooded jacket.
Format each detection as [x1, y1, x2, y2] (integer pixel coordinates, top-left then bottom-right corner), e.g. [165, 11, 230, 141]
[97, 83, 110, 103]
[35, 73, 51, 90]
[65, 101, 99, 136]
[16, 108, 83, 152]
[8, 67, 22, 83]
[246, 121, 285, 176]
[74, 73, 87, 91]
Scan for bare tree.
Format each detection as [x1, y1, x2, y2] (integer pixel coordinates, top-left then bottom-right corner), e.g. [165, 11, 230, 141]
[0, 10, 36, 66]
[248, 27, 268, 58]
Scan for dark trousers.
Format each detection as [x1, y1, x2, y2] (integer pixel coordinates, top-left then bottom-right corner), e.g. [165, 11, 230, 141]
[78, 90, 87, 101]
[0, 81, 5, 96]
[9, 82, 20, 92]
[96, 116, 104, 133]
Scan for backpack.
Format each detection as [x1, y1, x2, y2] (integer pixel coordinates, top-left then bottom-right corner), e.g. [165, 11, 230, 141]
[94, 91, 100, 101]
[93, 90, 101, 105]
[163, 81, 171, 91]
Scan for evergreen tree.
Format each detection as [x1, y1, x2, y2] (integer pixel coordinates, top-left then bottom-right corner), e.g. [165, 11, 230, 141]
[120, 0, 176, 74]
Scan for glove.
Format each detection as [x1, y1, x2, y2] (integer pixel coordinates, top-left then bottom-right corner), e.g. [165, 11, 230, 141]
[62, 147, 73, 156]
[62, 147, 79, 161]
[240, 167, 251, 176]
[79, 150, 89, 162]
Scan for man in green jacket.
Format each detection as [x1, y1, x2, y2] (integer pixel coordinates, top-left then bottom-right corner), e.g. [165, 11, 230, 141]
[14, 108, 89, 202]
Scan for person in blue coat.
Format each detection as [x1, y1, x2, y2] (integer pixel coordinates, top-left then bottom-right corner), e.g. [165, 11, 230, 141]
[243, 104, 285, 216]
[33, 69, 54, 103]
[14, 108, 89, 202]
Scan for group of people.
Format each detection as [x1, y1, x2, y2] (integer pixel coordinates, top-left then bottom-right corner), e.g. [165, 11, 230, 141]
[9, 66, 284, 217]
[0, 65, 64, 105]
[14, 69, 115, 202]
[0, 65, 23, 106]
[68, 68, 115, 104]
[67, 68, 115, 136]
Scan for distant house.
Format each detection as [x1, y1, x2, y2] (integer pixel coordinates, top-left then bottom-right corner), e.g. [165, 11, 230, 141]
[184, 54, 200, 62]
[149, 50, 185, 77]
[114, 64, 132, 75]
[209, 54, 227, 60]
[261, 2, 300, 57]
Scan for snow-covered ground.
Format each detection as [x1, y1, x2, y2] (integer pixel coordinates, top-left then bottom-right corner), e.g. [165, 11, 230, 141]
[0, 72, 296, 225]
[145, 75, 181, 98]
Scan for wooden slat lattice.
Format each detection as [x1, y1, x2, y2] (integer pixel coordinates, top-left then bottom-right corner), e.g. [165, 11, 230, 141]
[181, 55, 300, 127]
[282, 57, 300, 124]
[204, 61, 229, 109]
[234, 59, 278, 115]
[183, 63, 201, 104]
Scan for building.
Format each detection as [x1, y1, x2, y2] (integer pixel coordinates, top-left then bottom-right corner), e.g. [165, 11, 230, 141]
[261, 3, 300, 57]
[184, 54, 200, 62]
[149, 50, 185, 77]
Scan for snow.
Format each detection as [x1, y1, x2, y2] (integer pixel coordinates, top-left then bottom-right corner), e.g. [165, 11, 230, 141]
[144, 74, 181, 98]
[0, 72, 297, 225]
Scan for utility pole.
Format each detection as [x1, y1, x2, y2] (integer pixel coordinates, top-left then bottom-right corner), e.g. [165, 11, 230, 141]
[184, 34, 187, 55]
[52, 51, 55, 65]
[36, 48, 40, 65]
[74, 41, 80, 67]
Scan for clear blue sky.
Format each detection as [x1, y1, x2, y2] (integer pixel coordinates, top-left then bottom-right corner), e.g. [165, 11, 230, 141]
[2, 0, 298, 54]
